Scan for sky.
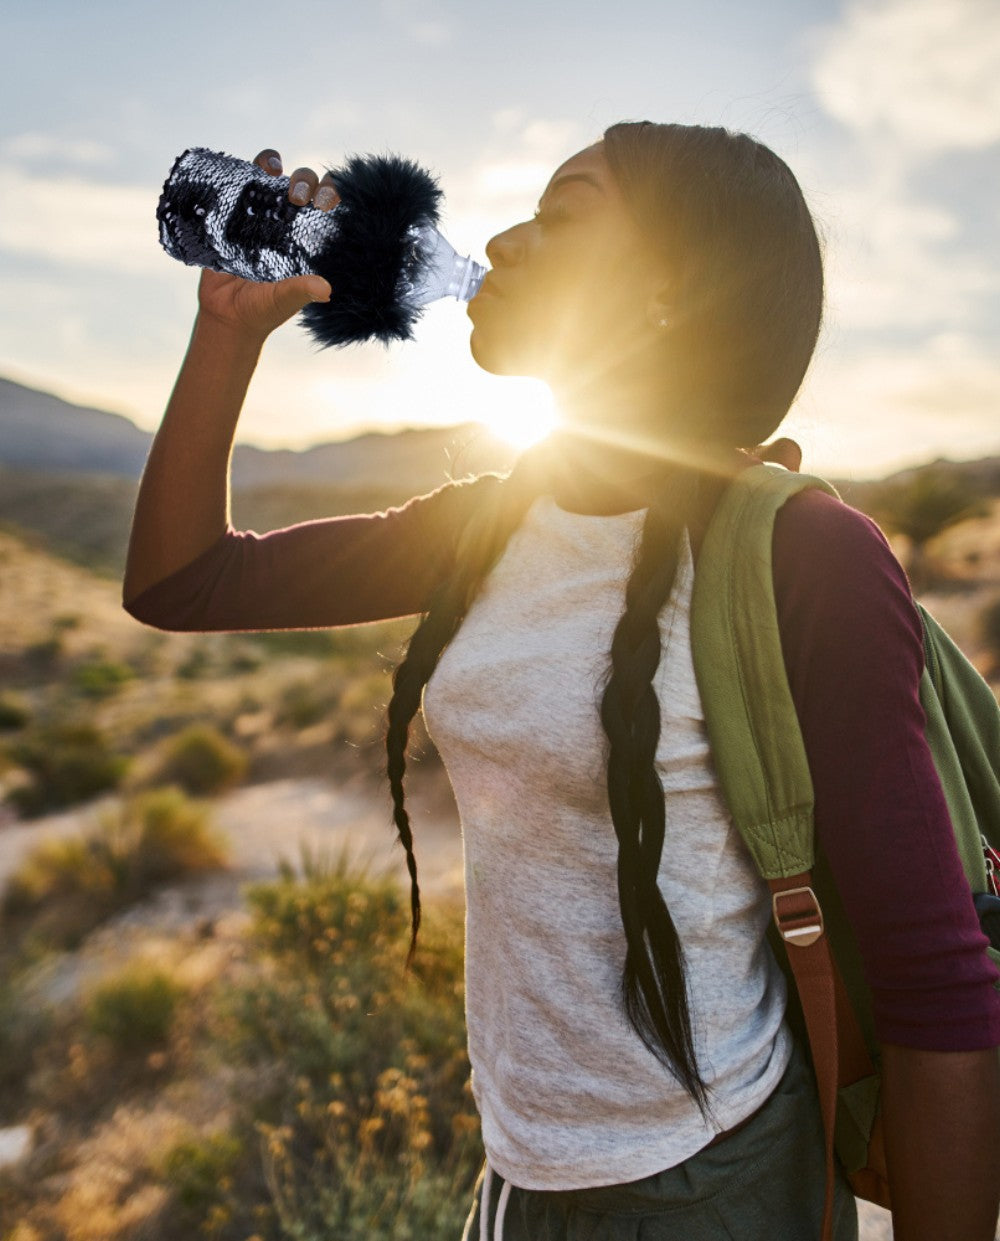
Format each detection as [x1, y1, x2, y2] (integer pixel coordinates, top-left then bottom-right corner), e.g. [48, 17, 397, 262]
[1, 0, 998, 479]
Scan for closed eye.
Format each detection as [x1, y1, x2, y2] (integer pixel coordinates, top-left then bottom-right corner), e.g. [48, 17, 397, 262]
[533, 205, 570, 227]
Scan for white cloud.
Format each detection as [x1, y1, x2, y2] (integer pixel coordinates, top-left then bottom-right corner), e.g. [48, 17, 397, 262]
[1, 132, 116, 166]
[379, 0, 455, 46]
[491, 108, 527, 137]
[475, 161, 554, 201]
[0, 167, 163, 275]
[519, 119, 588, 159]
[812, 0, 1000, 154]
[803, 0, 1000, 342]
[409, 20, 453, 46]
[819, 179, 996, 332]
[459, 115, 588, 214]
[786, 332, 1000, 478]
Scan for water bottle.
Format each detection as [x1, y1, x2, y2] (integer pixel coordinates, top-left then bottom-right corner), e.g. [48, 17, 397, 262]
[156, 147, 486, 347]
[407, 225, 486, 305]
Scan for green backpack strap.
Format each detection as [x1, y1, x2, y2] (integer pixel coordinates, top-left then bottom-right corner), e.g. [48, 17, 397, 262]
[689, 465, 838, 879]
[917, 605, 1000, 894]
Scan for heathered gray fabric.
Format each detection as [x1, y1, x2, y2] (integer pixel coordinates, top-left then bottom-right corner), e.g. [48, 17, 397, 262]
[461, 1040, 859, 1241]
[423, 496, 791, 1192]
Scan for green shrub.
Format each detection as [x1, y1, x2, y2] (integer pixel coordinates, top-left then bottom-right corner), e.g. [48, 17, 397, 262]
[176, 643, 211, 680]
[226, 640, 263, 674]
[154, 724, 247, 796]
[5, 719, 129, 816]
[123, 784, 228, 882]
[250, 629, 341, 658]
[162, 1131, 245, 1220]
[0, 973, 52, 1114]
[867, 468, 989, 591]
[204, 860, 481, 1239]
[0, 690, 30, 731]
[85, 963, 184, 1053]
[277, 679, 332, 729]
[2, 787, 226, 949]
[24, 635, 63, 673]
[71, 655, 135, 698]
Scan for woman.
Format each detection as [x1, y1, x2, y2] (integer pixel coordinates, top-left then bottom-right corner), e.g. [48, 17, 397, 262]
[124, 123, 1000, 1241]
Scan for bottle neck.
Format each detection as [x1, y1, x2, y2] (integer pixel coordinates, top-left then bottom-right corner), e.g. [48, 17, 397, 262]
[448, 252, 486, 301]
[408, 222, 486, 305]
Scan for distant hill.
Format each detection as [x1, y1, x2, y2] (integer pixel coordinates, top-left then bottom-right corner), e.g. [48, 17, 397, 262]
[835, 456, 1000, 513]
[0, 375, 517, 573]
[0, 378, 153, 477]
[0, 375, 515, 492]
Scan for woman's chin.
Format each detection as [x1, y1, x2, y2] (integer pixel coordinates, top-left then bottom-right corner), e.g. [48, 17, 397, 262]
[469, 329, 536, 379]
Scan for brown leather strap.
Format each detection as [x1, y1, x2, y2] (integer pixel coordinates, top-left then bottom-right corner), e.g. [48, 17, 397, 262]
[770, 874, 839, 1241]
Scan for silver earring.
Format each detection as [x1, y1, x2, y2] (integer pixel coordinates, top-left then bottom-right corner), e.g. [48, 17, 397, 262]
[657, 315, 670, 329]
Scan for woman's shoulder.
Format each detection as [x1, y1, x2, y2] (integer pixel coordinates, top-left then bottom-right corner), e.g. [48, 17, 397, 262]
[771, 483, 923, 655]
[384, 470, 511, 543]
[772, 484, 912, 598]
[774, 485, 892, 561]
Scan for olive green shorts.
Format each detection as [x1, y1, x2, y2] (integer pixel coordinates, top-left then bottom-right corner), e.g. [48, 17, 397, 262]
[462, 1041, 858, 1241]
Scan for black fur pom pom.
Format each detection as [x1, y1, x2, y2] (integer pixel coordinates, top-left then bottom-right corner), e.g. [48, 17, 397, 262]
[298, 153, 443, 348]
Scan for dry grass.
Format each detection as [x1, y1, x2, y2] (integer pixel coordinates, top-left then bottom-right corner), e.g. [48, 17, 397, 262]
[2, 788, 227, 954]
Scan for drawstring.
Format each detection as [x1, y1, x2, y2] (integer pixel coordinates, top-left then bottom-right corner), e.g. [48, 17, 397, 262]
[479, 1165, 493, 1241]
[476, 1161, 511, 1241]
[495, 1178, 512, 1240]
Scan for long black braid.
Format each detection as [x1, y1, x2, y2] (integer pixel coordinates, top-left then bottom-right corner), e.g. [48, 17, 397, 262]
[599, 471, 709, 1112]
[385, 466, 538, 965]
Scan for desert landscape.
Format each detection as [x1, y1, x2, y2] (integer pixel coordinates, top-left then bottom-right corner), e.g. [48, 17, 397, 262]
[2, 378, 999, 1239]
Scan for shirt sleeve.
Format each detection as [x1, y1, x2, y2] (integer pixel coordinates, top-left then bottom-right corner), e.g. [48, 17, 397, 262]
[122, 475, 494, 632]
[771, 488, 1000, 1051]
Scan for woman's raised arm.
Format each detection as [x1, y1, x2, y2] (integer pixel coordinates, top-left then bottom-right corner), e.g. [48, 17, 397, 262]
[123, 150, 335, 603]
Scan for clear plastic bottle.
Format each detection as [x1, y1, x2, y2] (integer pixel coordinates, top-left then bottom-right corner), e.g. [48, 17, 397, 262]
[407, 223, 486, 304]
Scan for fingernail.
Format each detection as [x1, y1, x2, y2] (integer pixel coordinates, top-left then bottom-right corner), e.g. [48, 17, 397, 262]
[267, 156, 281, 172]
[314, 187, 336, 211]
[290, 181, 310, 205]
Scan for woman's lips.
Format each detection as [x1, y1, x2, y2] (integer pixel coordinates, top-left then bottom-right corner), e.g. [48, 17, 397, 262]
[467, 278, 503, 319]
[474, 277, 503, 300]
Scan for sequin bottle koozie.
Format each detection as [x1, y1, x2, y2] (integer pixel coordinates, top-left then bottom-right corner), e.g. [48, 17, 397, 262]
[156, 147, 486, 348]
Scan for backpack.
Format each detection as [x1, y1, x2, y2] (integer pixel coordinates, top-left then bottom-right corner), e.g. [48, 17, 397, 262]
[688, 464, 1000, 1240]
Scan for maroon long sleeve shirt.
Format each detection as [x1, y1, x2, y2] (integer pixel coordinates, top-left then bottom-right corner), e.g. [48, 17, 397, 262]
[124, 478, 1000, 1051]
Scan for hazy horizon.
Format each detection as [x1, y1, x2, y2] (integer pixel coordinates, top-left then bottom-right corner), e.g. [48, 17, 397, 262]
[2, 0, 999, 480]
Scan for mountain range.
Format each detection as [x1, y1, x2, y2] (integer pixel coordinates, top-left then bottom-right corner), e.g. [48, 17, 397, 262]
[2, 373, 999, 575]
[0, 375, 516, 492]
[0, 375, 518, 572]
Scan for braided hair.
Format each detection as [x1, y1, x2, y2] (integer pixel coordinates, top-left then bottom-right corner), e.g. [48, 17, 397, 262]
[385, 464, 539, 965]
[599, 472, 707, 1109]
[384, 121, 824, 1107]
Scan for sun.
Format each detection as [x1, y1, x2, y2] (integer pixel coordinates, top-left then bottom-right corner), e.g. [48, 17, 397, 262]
[474, 378, 561, 450]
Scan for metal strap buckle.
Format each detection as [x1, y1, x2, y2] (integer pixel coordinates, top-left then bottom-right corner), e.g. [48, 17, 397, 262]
[772, 885, 824, 948]
[982, 833, 1000, 898]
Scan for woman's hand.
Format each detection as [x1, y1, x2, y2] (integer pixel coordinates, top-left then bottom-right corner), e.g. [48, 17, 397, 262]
[195, 149, 341, 342]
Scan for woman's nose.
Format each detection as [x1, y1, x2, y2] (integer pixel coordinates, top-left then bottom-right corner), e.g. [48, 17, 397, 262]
[485, 223, 525, 269]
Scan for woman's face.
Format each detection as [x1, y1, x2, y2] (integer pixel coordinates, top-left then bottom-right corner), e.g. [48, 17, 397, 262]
[467, 143, 666, 388]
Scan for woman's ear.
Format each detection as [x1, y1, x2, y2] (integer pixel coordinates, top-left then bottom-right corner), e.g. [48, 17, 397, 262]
[753, 437, 803, 472]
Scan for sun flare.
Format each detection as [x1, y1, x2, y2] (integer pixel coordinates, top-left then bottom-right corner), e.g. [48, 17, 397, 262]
[474, 378, 561, 449]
